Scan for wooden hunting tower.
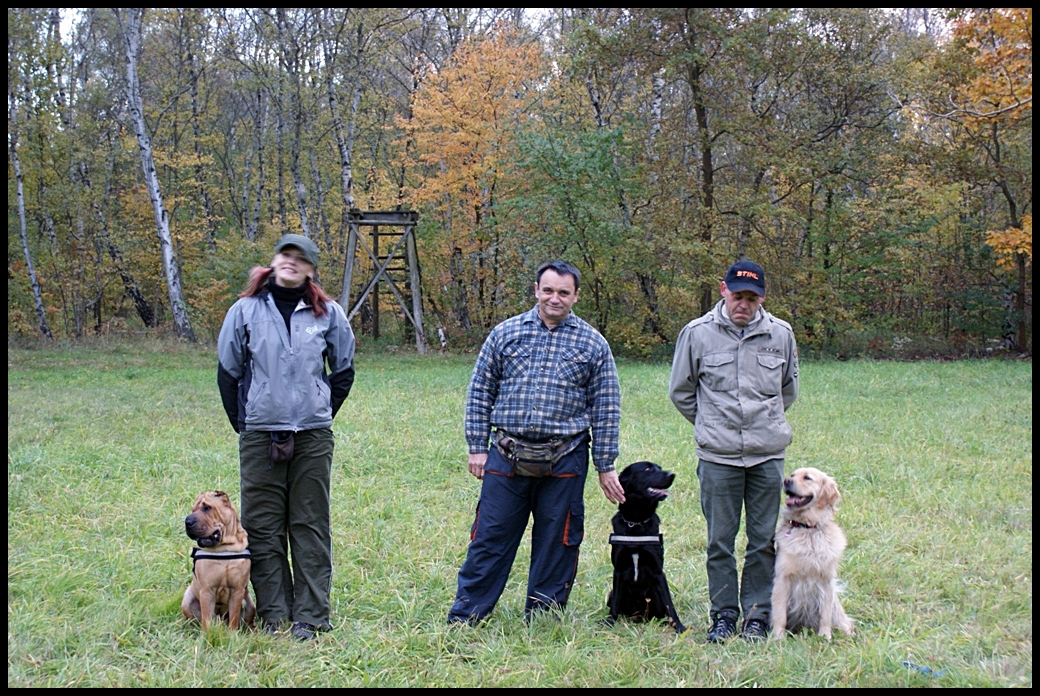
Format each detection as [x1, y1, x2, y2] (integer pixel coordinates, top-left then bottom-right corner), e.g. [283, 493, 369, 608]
[339, 209, 427, 354]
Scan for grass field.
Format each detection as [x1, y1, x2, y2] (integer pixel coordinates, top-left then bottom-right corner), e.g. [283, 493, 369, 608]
[7, 341, 1032, 687]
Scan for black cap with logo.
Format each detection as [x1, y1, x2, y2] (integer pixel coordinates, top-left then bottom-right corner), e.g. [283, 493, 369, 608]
[723, 260, 765, 297]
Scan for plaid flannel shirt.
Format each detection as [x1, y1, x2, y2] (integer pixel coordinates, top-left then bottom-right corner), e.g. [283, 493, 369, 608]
[465, 306, 621, 472]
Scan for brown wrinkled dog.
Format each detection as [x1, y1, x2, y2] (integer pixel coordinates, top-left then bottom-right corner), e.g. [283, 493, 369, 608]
[771, 468, 854, 641]
[181, 491, 256, 630]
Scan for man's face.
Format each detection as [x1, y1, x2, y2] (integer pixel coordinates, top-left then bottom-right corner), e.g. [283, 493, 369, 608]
[534, 269, 579, 328]
[720, 281, 764, 327]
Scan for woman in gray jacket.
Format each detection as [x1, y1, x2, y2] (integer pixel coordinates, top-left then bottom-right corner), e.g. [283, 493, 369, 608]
[217, 234, 356, 641]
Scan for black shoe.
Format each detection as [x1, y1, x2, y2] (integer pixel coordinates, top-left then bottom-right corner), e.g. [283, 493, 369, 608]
[741, 618, 769, 642]
[260, 619, 284, 636]
[290, 622, 317, 642]
[706, 614, 738, 643]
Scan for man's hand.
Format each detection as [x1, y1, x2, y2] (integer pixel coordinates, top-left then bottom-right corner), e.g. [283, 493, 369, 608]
[468, 452, 488, 479]
[598, 469, 625, 504]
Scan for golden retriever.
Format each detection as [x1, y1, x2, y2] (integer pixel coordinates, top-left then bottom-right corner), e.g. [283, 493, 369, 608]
[770, 468, 853, 641]
[181, 491, 256, 630]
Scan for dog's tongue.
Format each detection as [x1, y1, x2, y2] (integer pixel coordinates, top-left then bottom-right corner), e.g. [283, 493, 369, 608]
[786, 496, 808, 507]
[649, 487, 669, 498]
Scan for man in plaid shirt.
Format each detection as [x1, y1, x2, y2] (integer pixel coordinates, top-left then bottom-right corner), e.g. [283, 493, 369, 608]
[448, 260, 625, 625]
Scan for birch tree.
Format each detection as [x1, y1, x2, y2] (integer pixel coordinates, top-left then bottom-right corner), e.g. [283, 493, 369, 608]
[9, 85, 53, 340]
[115, 8, 196, 341]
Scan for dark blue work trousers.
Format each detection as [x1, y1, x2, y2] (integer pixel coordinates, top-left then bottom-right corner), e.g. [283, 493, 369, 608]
[448, 442, 589, 623]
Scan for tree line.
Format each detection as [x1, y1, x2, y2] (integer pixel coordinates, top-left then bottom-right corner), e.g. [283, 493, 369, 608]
[7, 8, 1032, 356]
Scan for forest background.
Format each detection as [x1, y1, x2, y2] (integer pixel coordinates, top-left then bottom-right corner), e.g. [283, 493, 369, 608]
[7, 8, 1032, 358]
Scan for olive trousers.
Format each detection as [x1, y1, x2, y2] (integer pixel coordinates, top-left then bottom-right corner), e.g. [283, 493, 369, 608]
[239, 428, 335, 629]
[697, 457, 784, 625]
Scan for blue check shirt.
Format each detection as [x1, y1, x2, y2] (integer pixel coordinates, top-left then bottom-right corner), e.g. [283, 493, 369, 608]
[465, 306, 621, 472]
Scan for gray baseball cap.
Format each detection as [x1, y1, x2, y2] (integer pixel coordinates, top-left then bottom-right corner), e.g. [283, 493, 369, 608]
[274, 234, 319, 268]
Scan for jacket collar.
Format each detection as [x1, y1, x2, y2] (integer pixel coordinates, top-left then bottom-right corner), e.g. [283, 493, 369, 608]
[712, 300, 769, 338]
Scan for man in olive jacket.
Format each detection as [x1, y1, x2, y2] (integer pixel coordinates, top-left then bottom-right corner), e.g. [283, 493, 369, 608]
[668, 260, 798, 643]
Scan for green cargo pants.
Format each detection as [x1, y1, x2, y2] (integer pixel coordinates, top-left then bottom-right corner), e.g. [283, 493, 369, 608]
[239, 428, 335, 629]
[697, 457, 783, 625]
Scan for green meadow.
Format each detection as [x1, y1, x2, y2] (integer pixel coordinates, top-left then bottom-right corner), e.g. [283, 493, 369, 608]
[7, 342, 1032, 687]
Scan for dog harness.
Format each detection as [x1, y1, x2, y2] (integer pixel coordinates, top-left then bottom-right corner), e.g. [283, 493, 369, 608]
[609, 534, 664, 545]
[609, 534, 664, 582]
[191, 547, 251, 576]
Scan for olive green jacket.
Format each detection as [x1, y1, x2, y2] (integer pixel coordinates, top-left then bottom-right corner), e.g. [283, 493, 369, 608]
[668, 300, 798, 467]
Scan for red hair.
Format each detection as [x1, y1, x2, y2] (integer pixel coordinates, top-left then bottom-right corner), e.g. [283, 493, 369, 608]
[240, 266, 334, 318]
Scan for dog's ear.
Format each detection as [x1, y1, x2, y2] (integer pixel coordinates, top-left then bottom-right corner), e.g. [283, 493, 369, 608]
[818, 476, 841, 509]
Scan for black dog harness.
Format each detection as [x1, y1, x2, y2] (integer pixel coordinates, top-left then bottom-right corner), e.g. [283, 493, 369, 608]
[191, 547, 251, 577]
[609, 533, 663, 546]
[609, 533, 664, 582]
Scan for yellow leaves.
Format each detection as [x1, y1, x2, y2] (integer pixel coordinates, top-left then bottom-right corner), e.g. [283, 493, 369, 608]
[403, 25, 546, 227]
[951, 8, 1032, 118]
[986, 215, 1033, 270]
[152, 148, 215, 171]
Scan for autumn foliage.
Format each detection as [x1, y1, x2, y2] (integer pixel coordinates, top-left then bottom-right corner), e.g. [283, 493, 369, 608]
[6, 9, 1033, 355]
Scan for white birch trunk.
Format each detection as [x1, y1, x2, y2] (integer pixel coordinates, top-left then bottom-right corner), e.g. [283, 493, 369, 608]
[117, 8, 196, 342]
[321, 17, 364, 303]
[10, 88, 53, 340]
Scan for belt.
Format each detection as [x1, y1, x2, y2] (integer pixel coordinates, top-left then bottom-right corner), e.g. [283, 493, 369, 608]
[494, 429, 579, 447]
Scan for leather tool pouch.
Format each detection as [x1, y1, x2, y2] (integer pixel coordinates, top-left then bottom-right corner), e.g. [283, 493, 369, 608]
[269, 431, 295, 464]
[495, 431, 587, 477]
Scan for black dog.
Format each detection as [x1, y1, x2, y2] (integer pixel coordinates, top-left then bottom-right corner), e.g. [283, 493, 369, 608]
[606, 461, 686, 634]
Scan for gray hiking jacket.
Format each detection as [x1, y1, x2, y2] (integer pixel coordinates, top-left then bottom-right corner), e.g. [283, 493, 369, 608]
[668, 300, 798, 467]
[217, 290, 356, 433]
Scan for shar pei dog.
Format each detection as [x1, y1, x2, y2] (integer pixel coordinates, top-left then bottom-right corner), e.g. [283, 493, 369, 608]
[180, 491, 256, 630]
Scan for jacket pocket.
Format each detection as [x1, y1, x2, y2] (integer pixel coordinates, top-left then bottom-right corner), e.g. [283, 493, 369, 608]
[752, 353, 786, 396]
[315, 378, 331, 404]
[695, 403, 740, 453]
[702, 351, 736, 391]
[244, 378, 269, 423]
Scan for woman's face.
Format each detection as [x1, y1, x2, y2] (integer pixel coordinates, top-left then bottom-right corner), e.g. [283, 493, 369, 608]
[271, 247, 314, 288]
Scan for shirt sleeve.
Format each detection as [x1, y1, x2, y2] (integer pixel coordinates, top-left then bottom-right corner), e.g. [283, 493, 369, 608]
[588, 341, 621, 472]
[464, 329, 501, 453]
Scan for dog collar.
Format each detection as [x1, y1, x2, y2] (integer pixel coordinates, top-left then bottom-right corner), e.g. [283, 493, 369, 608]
[621, 515, 653, 528]
[785, 520, 816, 536]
